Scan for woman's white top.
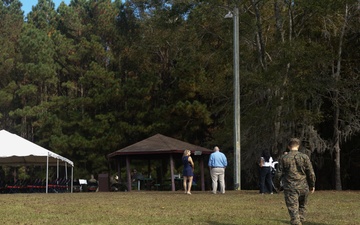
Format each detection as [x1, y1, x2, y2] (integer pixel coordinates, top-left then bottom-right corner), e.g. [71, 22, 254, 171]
[261, 156, 273, 167]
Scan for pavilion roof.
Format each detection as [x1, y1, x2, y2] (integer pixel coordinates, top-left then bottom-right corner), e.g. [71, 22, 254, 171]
[108, 134, 213, 157]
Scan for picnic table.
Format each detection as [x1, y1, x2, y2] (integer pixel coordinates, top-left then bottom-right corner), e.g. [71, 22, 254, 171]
[136, 177, 154, 190]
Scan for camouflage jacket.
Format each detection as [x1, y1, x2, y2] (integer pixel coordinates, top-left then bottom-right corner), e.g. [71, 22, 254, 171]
[274, 150, 316, 190]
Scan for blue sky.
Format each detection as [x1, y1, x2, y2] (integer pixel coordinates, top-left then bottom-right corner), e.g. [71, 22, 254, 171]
[20, 0, 71, 15]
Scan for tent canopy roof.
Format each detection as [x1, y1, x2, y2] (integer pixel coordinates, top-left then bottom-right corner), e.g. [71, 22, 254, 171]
[0, 130, 73, 166]
[108, 134, 213, 158]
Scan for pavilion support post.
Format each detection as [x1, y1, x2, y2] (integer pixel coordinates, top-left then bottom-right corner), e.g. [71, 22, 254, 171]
[200, 157, 205, 191]
[170, 154, 175, 191]
[117, 158, 121, 182]
[148, 159, 151, 178]
[126, 156, 132, 192]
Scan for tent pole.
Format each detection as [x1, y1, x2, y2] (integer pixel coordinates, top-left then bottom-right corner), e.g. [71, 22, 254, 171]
[65, 162, 68, 179]
[71, 166, 73, 193]
[46, 153, 49, 194]
[57, 159, 59, 179]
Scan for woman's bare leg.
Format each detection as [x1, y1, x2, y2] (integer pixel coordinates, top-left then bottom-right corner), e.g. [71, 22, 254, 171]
[187, 176, 193, 194]
[183, 176, 188, 193]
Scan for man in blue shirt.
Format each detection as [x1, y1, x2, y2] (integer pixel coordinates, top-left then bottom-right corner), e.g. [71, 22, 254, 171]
[208, 146, 228, 194]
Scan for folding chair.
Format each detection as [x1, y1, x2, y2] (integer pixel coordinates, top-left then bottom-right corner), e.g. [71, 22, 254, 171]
[7, 179, 22, 193]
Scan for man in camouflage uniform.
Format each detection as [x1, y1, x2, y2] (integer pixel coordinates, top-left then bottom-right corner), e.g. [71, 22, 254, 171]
[275, 138, 316, 225]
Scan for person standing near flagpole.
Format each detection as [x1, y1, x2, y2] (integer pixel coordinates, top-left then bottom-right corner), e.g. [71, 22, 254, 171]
[259, 149, 274, 194]
[208, 146, 228, 194]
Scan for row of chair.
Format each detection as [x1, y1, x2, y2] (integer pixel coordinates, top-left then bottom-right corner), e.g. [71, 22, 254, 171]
[0, 178, 71, 194]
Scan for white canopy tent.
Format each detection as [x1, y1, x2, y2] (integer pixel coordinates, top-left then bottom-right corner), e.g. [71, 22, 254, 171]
[0, 130, 74, 193]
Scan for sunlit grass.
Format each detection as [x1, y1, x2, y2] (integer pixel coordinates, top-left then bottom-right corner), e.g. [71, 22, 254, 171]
[0, 190, 359, 225]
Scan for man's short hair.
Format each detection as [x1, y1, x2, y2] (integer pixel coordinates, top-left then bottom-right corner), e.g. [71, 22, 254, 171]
[288, 138, 301, 147]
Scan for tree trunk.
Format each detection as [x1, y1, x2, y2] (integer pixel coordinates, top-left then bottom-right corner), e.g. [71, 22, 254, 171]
[332, 4, 348, 191]
[272, 0, 287, 152]
[251, 0, 267, 70]
[333, 103, 342, 190]
[274, 0, 284, 42]
[287, 1, 293, 42]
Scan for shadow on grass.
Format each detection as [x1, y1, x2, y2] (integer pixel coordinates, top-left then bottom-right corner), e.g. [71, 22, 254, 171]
[206, 220, 328, 225]
[270, 219, 329, 225]
[269, 219, 288, 224]
[205, 221, 238, 225]
[303, 222, 329, 225]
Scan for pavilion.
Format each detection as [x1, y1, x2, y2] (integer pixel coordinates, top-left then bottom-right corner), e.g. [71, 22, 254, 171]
[107, 134, 213, 191]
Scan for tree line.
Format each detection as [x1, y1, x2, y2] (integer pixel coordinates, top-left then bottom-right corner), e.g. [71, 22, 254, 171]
[1, 0, 360, 190]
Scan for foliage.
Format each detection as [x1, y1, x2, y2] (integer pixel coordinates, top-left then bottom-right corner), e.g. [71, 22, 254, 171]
[0, 0, 360, 189]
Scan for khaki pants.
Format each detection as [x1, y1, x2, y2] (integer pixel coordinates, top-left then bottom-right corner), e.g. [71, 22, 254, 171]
[210, 167, 225, 194]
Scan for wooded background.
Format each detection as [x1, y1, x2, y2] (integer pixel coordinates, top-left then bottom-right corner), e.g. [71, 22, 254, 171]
[1, 0, 360, 190]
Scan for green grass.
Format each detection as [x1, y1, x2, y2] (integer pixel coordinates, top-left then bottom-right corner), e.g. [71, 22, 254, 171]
[0, 191, 359, 225]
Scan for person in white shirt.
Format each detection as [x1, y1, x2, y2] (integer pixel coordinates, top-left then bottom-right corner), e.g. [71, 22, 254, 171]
[259, 149, 273, 194]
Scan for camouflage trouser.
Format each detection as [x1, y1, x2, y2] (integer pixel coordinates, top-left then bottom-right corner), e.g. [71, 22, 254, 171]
[284, 188, 309, 225]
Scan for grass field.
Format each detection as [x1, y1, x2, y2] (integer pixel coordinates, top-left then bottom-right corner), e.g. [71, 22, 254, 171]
[0, 190, 359, 225]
